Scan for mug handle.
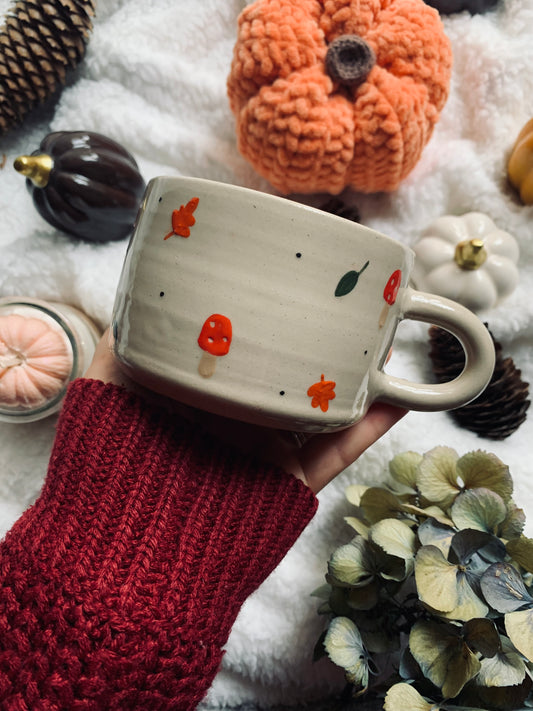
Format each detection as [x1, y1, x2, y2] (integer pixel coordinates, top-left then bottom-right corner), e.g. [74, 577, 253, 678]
[372, 287, 495, 411]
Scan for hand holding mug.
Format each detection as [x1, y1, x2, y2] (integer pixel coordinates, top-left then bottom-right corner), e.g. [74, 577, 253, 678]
[111, 177, 495, 433]
[85, 329, 407, 494]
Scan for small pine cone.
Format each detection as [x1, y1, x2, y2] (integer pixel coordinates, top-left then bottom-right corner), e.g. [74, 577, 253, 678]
[0, 0, 95, 135]
[319, 196, 361, 223]
[428, 325, 530, 440]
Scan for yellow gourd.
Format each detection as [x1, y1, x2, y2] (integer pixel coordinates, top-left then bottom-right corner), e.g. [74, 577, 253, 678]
[508, 119, 533, 205]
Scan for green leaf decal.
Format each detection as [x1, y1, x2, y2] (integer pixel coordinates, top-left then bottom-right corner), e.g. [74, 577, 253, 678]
[335, 260, 369, 297]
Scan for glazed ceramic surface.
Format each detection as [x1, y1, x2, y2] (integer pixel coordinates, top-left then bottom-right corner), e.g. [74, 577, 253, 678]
[112, 177, 495, 432]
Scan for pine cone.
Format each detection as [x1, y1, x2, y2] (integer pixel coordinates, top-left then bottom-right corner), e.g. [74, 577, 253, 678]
[0, 0, 95, 135]
[319, 196, 361, 223]
[428, 325, 530, 439]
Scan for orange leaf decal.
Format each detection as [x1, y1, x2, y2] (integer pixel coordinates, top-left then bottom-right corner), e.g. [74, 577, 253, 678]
[307, 374, 336, 413]
[164, 196, 200, 239]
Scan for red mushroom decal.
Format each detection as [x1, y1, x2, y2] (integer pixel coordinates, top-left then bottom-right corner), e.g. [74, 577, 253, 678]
[197, 314, 232, 378]
[379, 269, 402, 328]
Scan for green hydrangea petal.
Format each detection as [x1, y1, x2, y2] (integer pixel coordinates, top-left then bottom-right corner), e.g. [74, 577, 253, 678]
[456, 451, 512, 502]
[415, 545, 459, 612]
[370, 518, 416, 560]
[480, 562, 533, 613]
[328, 536, 375, 588]
[441, 574, 489, 621]
[360, 487, 405, 524]
[505, 608, 533, 662]
[417, 446, 459, 508]
[345, 484, 369, 507]
[410, 619, 480, 698]
[384, 683, 433, 711]
[323, 616, 369, 689]
[477, 636, 527, 687]
[389, 451, 423, 491]
[451, 488, 507, 533]
[506, 536, 533, 573]
[418, 518, 454, 557]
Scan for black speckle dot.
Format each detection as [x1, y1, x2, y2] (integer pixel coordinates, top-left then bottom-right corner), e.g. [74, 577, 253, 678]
[159, 291, 165, 297]
[296, 252, 302, 259]
[364, 350, 368, 355]
[159, 196, 163, 202]
[279, 391, 285, 396]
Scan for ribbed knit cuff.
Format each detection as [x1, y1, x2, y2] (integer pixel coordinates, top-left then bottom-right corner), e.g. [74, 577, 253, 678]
[0, 379, 318, 710]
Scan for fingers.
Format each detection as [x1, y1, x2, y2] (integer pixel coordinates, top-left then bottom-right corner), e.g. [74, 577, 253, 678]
[84, 328, 150, 397]
[84, 328, 122, 382]
[300, 403, 407, 494]
[82, 329, 405, 495]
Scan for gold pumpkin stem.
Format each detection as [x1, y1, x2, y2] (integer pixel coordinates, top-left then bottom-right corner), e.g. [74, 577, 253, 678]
[454, 239, 488, 271]
[13, 154, 53, 188]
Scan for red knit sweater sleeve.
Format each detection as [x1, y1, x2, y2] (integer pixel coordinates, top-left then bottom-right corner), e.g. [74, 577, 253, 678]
[0, 379, 318, 710]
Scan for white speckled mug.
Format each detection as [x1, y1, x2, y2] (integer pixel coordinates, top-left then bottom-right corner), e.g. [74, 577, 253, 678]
[111, 177, 495, 432]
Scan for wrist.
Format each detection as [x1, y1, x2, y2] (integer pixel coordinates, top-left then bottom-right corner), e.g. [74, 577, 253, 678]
[9, 380, 318, 613]
[0, 379, 318, 709]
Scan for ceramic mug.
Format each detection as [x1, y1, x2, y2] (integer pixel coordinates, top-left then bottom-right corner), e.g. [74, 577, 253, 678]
[111, 177, 495, 433]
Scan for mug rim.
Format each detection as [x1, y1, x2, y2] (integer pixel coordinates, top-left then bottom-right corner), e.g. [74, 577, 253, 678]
[142, 175, 414, 258]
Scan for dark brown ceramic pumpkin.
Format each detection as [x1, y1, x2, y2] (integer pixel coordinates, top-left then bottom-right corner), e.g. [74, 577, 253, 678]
[424, 0, 499, 14]
[14, 131, 146, 242]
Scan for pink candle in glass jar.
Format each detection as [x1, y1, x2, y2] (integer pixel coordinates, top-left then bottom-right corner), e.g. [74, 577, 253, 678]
[0, 297, 101, 423]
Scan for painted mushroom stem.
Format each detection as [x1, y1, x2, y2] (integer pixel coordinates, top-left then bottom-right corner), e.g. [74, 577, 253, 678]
[197, 314, 232, 378]
[379, 269, 402, 328]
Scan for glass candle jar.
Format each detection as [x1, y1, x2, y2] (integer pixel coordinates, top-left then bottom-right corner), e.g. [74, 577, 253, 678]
[0, 297, 101, 423]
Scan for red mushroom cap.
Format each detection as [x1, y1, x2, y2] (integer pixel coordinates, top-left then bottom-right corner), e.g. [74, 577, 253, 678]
[198, 314, 232, 356]
[383, 270, 402, 305]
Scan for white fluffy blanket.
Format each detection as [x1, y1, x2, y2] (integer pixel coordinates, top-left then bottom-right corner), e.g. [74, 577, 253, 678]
[1, 0, 532, 707]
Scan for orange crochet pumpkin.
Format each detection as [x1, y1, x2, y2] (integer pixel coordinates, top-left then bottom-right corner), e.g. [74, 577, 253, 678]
[227, 0, 453, 195]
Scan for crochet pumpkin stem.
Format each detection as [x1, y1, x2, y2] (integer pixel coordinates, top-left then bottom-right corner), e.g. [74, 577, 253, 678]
[325, 34, 376, 87]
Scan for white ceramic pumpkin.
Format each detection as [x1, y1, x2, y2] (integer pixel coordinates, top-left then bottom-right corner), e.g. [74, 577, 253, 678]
[411, 212, 520, 312]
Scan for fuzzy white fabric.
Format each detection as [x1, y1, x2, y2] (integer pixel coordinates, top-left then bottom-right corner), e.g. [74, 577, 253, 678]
[1, 0, 533, 707]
